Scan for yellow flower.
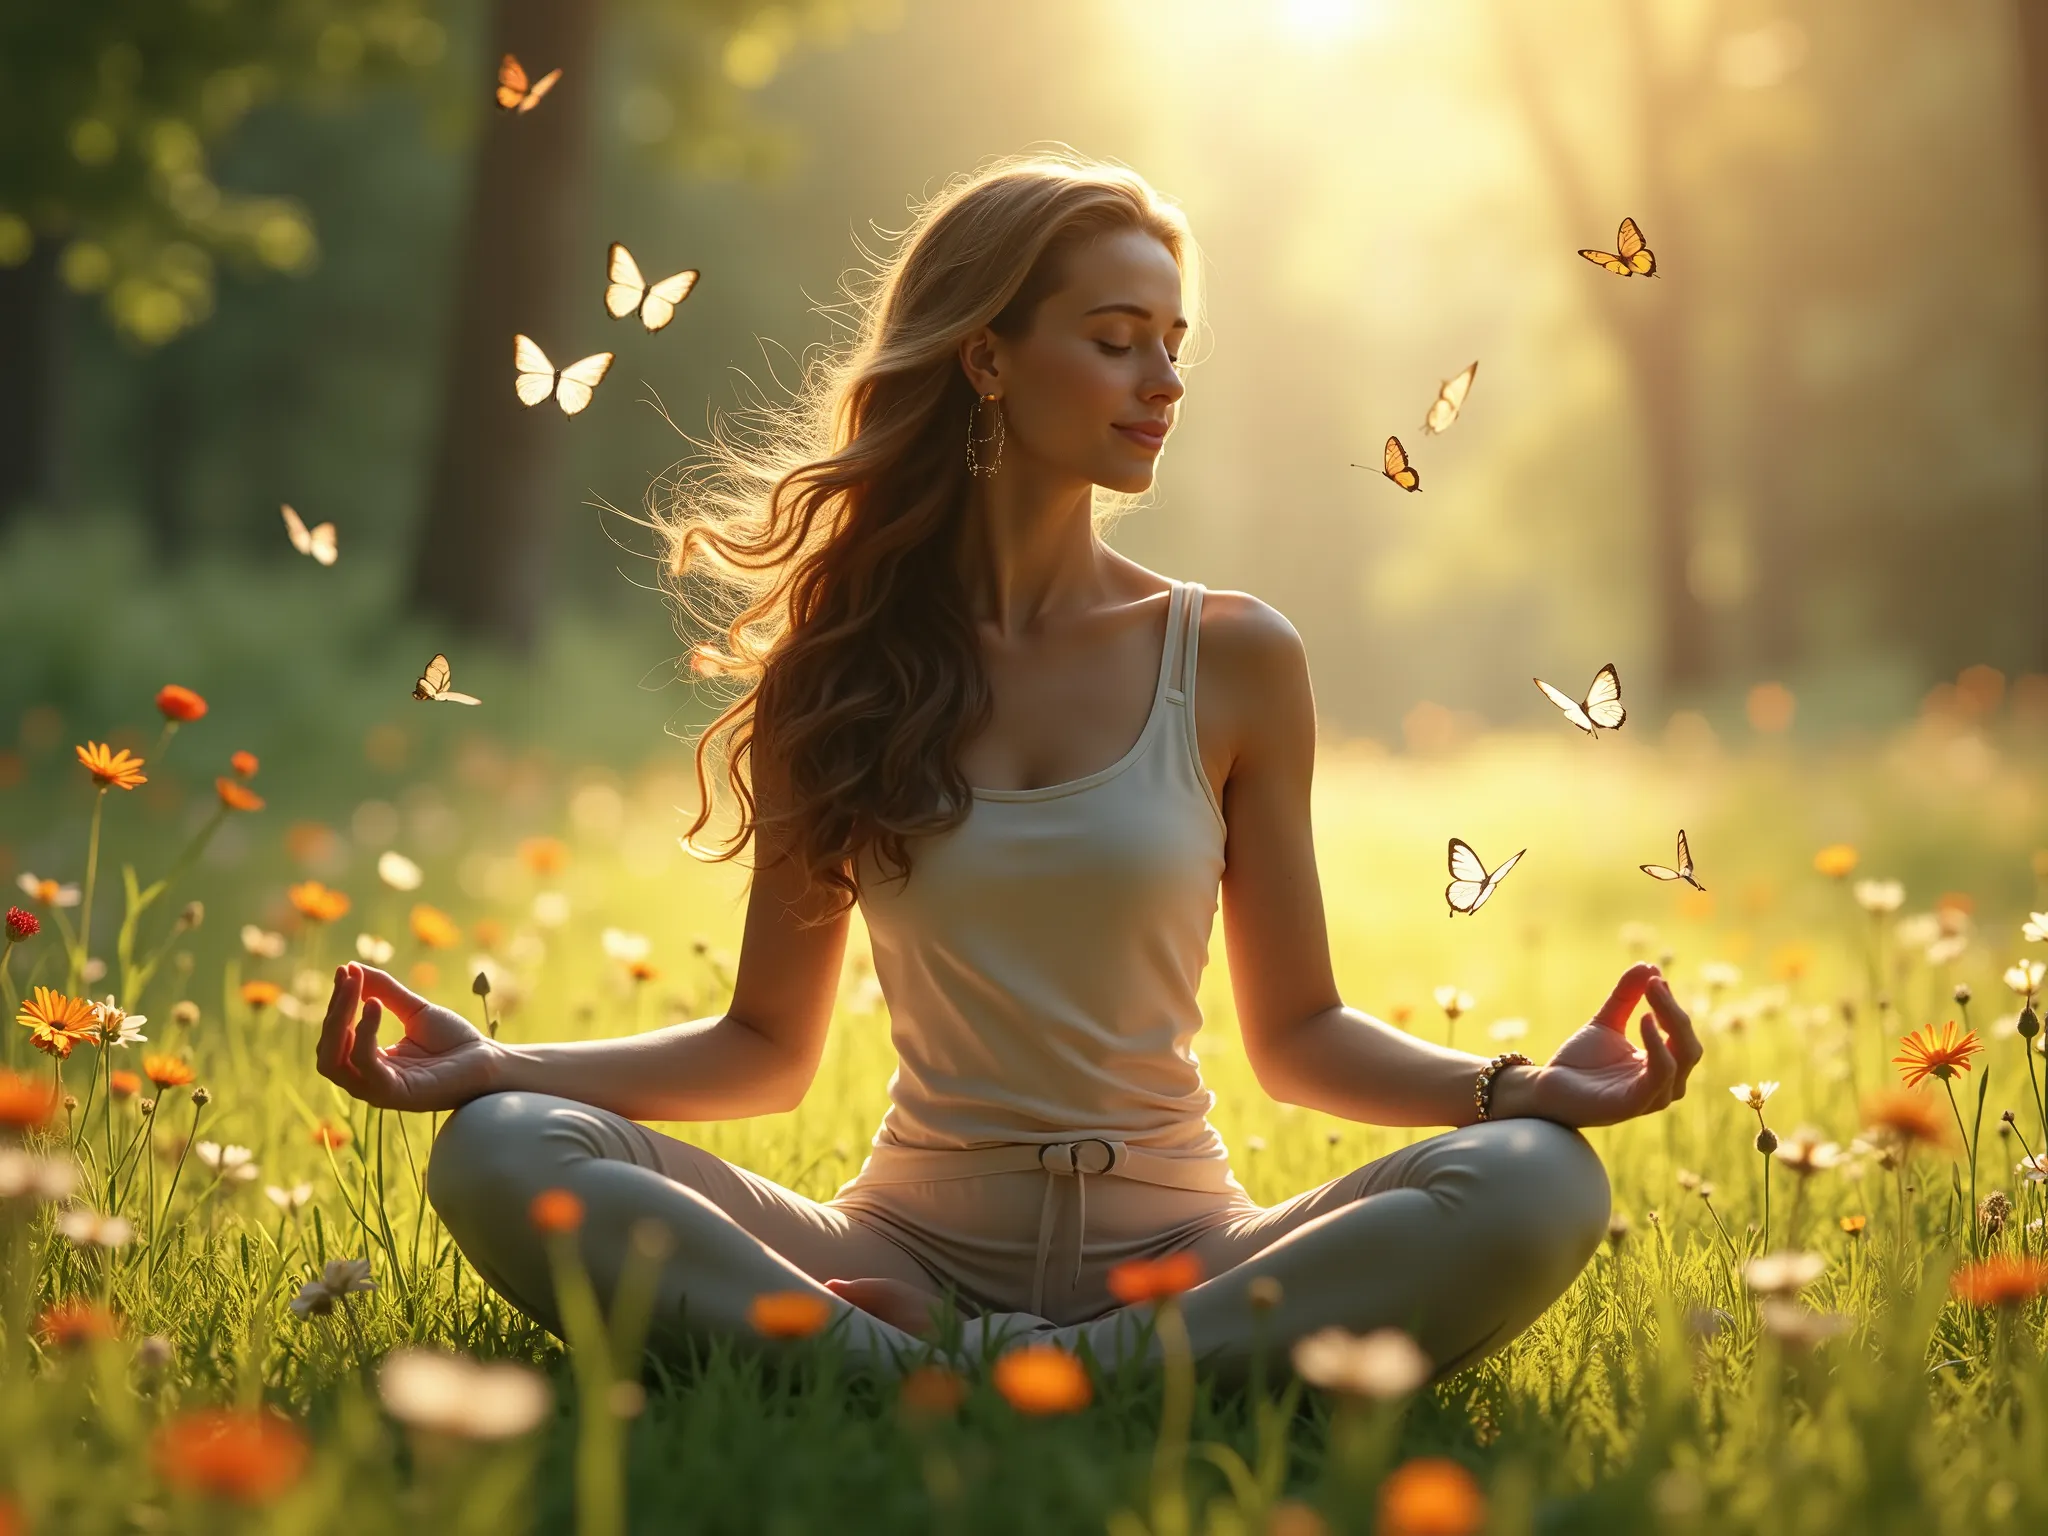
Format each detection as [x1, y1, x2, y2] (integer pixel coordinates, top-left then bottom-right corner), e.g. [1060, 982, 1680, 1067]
[409, 904, 461, 949]
[286, 882, 350, 924]
[1812, 844, 1858, 880]
[75, 741, 147, 790]
[16, 986, 98, 1057]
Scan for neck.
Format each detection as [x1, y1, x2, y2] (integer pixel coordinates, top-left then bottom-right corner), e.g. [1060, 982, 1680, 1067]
[954, 455, 1106, 635]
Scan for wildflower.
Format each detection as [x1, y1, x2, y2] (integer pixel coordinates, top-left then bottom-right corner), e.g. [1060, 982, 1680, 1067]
[1432, 985, 1473, 1020]
[230, 749, 259, 778]
[1813, 844, 1858, 879]
[38, 1298, 120, 1348]
[377, 1348, 553, 1440]
[627, 960, 658, 983]
[1758, 1300, 1854, 1350]
[2017, 1153, 2048, 1186]
[135, 1335, 174, 1370]
[518, 836, 569, 876]
[409, 904, 460, 949]
[1265, 1501, 1329, 1536]
[1729, 1081, 1780, 1112]
[1701, 961, 1743, 993]
[55, 1207, 134, 1248]
[191, 1086, 211, 1107]
[194, 1142, 259, 1184]
[1892, 1021, 1982, 1088]
[1377, 1457, 1486, 1536]
[240, 979, 282, 1011]
[992, 1344, 1092, 1414]
[1106, 1252, 1205, 1305]
[472, 917, 505, 952]
[1773, 1127, 1844, 1176]
[601, 927, 651, 964]
[898, 1364, 969, 1419]
[0, 1148, 75, 1200]
[1606, 1212, 1632, 1247]
[1742, 1250, 1825, 1297]
[1924, 934, 1968, 967]
[1978, 1191, 2013, 1242]
[1861, 1089, 1951, 1149]
[377, 851, 424, 892]
[16, 872, 80, 908]
[1853, 879, 1905, 914]
[747, 1289, 832, 1339]
[4, 906, 37, 942]
[143, 1054, 195, 1089]
[1487, 1017, 1529, 1042]
[2005, 959, 2045, 1000]
[215, 777, 265, 812]
[1247, 1276, 1284, 1313]
[86, 997, 146, 1048]
[1675, 1169, 1703, 1192]
[155, 685, 208, 722]
[528, 1188, 583, 1233]
[0, 1069, 60, 1133]
[532, 890, 570, 928]
[16, 986, 97, 1057]
[152, 1408, 309, 1504]
[1949, 1255, 2048, 1308]
[1290, 1325, 1432, 1399]
[109, 1069, 140, 1098]
[240, 925, 287, 958]
[289, 1257, 376, 1318]
[75, 741, 147, 790]
[264, 1183, 313, 1213]
[287, 881, 349, 924]
[1839, 1214, 1868, 1236]
[1954, 982, 1972, 1004]
[310, 1119, 351, 1150]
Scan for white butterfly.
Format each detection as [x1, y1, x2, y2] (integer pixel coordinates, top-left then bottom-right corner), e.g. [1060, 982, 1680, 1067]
[513, 334, 614, 416]
[1640, 829, 1704, 891]
[412, 653, 481, 706]
[1533, 663, 1626, 735]
[605, 243, 699, 334]
[1423, 361, 1478, 435]
[280, 504, 337, 566]
[1445, 838, 1525, 917]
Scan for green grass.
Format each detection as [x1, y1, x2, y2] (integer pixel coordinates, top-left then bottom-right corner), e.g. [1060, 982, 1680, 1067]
[3, 648, 2047, 1534]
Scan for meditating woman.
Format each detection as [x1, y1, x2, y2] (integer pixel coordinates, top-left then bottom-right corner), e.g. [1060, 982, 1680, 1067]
[313, 153, 1702, 1378]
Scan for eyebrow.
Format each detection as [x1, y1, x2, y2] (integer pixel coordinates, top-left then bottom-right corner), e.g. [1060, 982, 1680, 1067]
[1083, 302, 1189, 330]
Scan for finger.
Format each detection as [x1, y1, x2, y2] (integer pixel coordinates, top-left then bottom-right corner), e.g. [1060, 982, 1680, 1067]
[1645, 977, 1703, 1100]
[316, 964, 361, 1084]
[1638, 1012, 1677, 1110]
[358, 965, 433, 1024]
[349, 996, 387, 1084]
[1593, 963, 1657, 1032]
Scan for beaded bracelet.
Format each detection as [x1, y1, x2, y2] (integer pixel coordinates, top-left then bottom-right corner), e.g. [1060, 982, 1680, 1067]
[1473, 1052, 1534, 1122]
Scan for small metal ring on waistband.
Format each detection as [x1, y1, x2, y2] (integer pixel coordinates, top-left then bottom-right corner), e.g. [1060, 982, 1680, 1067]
[1037, 1138, 1122, 1177]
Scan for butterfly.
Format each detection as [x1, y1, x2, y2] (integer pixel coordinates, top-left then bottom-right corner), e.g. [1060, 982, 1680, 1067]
[279, 503, 337, 566]
[412, 653, 481, 706]
[1353, 434, 1420, 491]
[605, 243, 699, 333]
[1579, 217, 1658, 277]
[1533, 664, 1627, 736]
[495, 54, 561, 114]
[1423, 361, 1478, 435]
[513, 334, 614, 416]
[1640, 829, 1705, 891]
[1445, 838, 1525, 917]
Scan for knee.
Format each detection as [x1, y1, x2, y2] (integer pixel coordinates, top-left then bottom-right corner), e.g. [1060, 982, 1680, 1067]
[426, 1091, 560, 1221]
[1464, 1118, 1611, 1275]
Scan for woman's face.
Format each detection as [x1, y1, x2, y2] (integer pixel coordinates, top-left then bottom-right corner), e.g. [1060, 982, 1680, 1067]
[970, 228, 1188, 495]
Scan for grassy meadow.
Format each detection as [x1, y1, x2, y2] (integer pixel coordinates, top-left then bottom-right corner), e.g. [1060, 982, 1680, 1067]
[2, 651, 2047, 1536]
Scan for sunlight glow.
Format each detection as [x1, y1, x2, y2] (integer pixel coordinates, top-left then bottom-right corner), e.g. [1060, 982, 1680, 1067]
[1277, 0, 1388, 44]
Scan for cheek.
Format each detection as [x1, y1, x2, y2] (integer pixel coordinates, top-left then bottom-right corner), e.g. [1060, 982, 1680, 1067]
[1012, 346, 1122, 442]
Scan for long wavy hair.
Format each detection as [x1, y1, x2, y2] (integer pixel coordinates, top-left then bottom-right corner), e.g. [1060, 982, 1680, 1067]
[654, 152, 1202, 919]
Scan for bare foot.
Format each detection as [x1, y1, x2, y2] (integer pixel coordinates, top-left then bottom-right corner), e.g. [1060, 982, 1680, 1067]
[824, 1277, 942, 1338]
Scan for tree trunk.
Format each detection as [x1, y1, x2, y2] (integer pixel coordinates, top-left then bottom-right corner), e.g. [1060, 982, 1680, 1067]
[2012, 0, 2048, 669]
[409, 0, 604, 653]
[0, 239, 65, 528]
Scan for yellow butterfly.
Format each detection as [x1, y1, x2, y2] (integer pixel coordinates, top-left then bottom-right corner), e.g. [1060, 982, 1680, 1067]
[1579, 217, 1658, 277]
[1446, 838, 1524, 917]
[412, 653, 481, 706]
[1640, 829, 1705, 891]
[605, 243, 700, 334]
[279, 503, 337, 566]
[1354, 435, 1420, 491]
[1423, 361, 1478, 435]
[513, 334, 613, 416]
[1533, 664, 1626, 735]
[495, 54, 561, 114]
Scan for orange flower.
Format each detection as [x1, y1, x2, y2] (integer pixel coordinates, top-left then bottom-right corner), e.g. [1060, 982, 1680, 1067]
[1892, 1020, 1982, 1088]
[109, 1069, 141, 1099]
[0, 1495, 23, 1536]
[409, 904, 460, 949]
[627, 960, 658, 983]
[284, 823, 340, 869]
[992, 1344, 1091, 1415]
[144, 1054, 196, 1089]
[1107, 1252, 1205, 1305]
[1813, 843, 1858, 880]
[408, 961, 439, 991]
[897, 1364, 969, 1419]
[1950, 1256, 2048, 1308]
[230, 750, 259, 778]
[37, 1298, 120, 1348]
[16, 986, 97, 1057]
[518, 836, 569, 876]
[748, 1289, 833, 1339]
[152, 1408, 309, 1505]
[75, 741, 147, 791]
[1861, 1089, 1952, 1149]
[0, 1068, 59, 1132]
[241, 980, 283, 1010]
[472, 917, 505, 952]
[310, 1119, 351, 1150]
[287, 881, 349, 923]
[155, 685, 208, 723]
[1378, 1457, 1486, 1536]
[529, 1188, 584, 1234]
[1839, 1215, 1868, 1236]
[215, 778, 265, 813]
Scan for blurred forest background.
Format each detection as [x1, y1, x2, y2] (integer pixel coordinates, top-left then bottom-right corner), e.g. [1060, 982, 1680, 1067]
[3, 0, 2047, 770]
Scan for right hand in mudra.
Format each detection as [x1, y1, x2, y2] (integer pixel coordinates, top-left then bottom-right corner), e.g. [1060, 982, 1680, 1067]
[316, 961, 502, 1111]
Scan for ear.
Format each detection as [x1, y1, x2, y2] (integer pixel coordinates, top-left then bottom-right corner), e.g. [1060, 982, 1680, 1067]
[958, 327, 1002, 397]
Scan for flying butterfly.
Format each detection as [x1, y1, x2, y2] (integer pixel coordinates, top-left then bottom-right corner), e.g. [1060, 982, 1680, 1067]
[1445, 838, 1525, 918]
[1579, 217, 1658, 278]
[413, 654, 481, 706]
[1423, 361, 1478, 435]
[1640, 829, 1705, 891]
[279, 503, 337, 567]
[1533, 664, 1627, 736]
[494, 54, 561, 114]
[1353, 434, 1420, 491]
[513, 334, 614, 417]
[605, 243, 700, 333]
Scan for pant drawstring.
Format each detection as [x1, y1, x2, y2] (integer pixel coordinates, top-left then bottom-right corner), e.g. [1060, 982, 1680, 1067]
[1027, 1139, 1123, 1318]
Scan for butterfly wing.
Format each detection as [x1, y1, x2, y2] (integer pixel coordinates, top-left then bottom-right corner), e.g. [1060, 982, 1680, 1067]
[1382, 435, 1420, 492]
[1583, 663, 1626, 730]
[1640, 864, 1683, 882]
[1476, 847, 1526, 909]
[605, 243, 646, 320]
[514, 334, 558, 407]
[495, 54, 530, 110]
[414, 653, 452, 701]
[281, 503, 310, 556]
[519, 67, 561, 113]
[1445, 837, 1491, 916]
[637, 268, 699, 333]
[307, 521, 338, 566]
[1616, 218, 1657, 275]
[1534, 678, 1596, 733]
[552, 351, 614, 416]
[1579, 248, 1631, 275]
[435, 689, 482, 706]
[1423, 361, 1478, 435]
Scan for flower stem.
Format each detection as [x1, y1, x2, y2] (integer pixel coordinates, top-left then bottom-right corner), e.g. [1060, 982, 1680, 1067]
[72, 787, 107, 992]
[1941, 1076, 1976, 1257]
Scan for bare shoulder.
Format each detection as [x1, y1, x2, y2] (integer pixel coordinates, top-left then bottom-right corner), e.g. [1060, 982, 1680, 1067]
[1189, 588, 1315, 792]
[1195, 589, 1308, 680]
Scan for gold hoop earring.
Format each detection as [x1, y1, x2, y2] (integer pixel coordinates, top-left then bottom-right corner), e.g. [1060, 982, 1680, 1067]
[965, 392, 1004, 478]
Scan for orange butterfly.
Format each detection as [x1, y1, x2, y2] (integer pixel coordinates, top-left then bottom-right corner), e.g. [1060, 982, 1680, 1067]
[495, 54, 561, 114]
[1352, 435, 1420, 492]
[1579, 217, 1658, 277]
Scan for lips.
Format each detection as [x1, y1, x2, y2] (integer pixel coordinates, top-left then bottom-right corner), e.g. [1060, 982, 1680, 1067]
[1114, 422, 1168, 449]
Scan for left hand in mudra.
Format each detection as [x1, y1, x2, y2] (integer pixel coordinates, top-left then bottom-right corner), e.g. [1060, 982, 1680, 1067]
[1505, 962, 1702, 1128]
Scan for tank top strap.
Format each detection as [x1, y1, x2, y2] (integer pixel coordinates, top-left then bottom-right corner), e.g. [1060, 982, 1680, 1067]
[1163, 579, 1202, 706]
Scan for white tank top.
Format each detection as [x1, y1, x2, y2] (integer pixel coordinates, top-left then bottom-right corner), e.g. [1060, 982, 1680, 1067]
[850, 579, 1234, 1169]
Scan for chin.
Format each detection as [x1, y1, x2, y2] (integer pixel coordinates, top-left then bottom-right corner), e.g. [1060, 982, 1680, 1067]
[1096, 460, 1160, 495]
